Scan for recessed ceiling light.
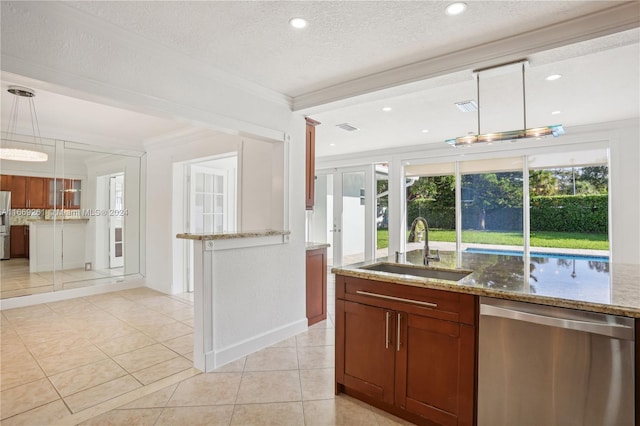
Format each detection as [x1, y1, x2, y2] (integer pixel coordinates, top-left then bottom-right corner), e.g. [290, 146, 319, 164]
[382, 106, 392, 112]
[545, 74, 562, 81]
[551, 110, 561, 115]
[329, 143, 336, 147]
[421, 129, 430, 133]
[289, 18, 307, 29]
[445, 2, 467, 16]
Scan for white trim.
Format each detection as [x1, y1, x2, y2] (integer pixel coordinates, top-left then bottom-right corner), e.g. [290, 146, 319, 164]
[206, 318, 308, 372]
[206, 234, 290, 251]
[293, 3, 640, 112]
[0, 276, 145, 310]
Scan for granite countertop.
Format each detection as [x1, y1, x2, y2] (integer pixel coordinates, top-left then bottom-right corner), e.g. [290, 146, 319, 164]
[306, 242, 331, 251]
[176, 229, 290, 240]
[332, 249, 640, 318]
[28, 219, 90, 223]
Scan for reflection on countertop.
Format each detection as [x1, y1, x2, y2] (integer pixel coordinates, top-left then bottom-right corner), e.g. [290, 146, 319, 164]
[332, 249, 640, 318]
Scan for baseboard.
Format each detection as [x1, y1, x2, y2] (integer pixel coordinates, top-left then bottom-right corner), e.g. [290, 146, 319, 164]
[203, 317, 308, 372]
[0, 275, 146, 310]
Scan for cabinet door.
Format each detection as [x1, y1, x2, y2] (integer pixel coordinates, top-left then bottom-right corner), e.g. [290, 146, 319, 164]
[65, 179, 81, 209]
[395, 312, 475, 426]
[10, 225, 26, 258]
[48, 178, 64, 208]
[10, 176, 28, 209]
[1, 175, 12, 191]
[337, 300, 396, 405]
[305, 123, 315, 210]
[306, 248, 327, 326]
[28, 177, 48, 209]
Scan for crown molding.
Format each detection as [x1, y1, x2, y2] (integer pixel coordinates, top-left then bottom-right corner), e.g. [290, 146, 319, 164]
[293, 2, 640, 113]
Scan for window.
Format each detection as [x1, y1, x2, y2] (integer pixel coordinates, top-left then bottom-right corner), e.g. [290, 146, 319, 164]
[404, 162, 456, 252]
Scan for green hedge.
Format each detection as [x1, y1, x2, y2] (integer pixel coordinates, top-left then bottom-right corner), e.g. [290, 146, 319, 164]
[407, 200, 455, 229]
[530, 194, 607, 233]
[407, 194, 608, 233]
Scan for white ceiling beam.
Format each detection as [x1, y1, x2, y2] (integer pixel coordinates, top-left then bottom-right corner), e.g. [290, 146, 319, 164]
[293, 2, 640, 113]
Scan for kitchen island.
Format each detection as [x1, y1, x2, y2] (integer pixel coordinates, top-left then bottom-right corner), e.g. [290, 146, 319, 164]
[332, 249, 639, 426]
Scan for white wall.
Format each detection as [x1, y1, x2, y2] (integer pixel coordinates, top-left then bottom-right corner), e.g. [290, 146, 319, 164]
[609, 122, 640, 265]
[148, 132, 291, 294]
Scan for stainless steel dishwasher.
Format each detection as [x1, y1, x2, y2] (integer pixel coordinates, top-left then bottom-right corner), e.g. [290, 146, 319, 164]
[478, 297, 635, 426]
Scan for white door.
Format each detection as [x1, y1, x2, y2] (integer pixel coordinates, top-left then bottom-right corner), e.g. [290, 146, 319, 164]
[109, 174, 124, 268]
[311, 166, 375, 267]
[189, 165, 233, 234]
[185, 163, 236, 292]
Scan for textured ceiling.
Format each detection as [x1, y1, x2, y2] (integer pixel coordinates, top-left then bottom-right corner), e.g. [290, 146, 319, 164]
[1, 1, 638, 156]
[65, 1, 626, 97]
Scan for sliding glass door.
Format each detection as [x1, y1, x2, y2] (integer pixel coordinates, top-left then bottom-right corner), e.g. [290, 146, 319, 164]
[310, 166, 375, 267]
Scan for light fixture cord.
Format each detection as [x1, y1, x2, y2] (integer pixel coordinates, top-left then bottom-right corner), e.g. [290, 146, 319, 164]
[477, 73, 481, 135]
[522, 63, 526, 131]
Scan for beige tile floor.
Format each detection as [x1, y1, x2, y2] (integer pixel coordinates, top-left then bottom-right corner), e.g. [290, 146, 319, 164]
[0, 258, 126, 299]
[0, 273, 412, 425]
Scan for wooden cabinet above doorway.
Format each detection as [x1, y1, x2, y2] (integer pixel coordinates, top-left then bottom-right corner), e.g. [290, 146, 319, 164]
[305, 117, 320, 210]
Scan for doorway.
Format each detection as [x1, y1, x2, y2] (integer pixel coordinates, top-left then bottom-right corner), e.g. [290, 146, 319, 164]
[173, 154, 238, 293]
[309, 166, 375, 267]
[109, 174, 124, 268]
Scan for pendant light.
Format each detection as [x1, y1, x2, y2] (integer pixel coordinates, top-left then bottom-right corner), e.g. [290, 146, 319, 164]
[445, 60, 565, 147]
[0, 86, 49, 162]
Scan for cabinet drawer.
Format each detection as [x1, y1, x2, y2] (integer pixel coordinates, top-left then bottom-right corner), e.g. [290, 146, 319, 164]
[336, 274, 476, 325]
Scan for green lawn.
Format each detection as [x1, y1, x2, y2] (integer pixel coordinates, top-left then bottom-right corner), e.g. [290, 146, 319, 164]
[376, 229, 609, 251]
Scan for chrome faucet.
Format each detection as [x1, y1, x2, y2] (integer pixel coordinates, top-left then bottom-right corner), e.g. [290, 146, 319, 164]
[408, 216, 440, 265]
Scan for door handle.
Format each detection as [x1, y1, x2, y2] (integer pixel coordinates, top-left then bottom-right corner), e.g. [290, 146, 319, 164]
[480, 304, 634, 340]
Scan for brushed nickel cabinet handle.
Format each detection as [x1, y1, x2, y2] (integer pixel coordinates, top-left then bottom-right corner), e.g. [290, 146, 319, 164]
[356, 291, 438, 308]
[396, 313, 401, 351]
[385, 312, 390, 349]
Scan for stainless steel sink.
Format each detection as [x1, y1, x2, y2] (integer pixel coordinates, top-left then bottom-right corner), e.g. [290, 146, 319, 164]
[359, 263, 472, 281]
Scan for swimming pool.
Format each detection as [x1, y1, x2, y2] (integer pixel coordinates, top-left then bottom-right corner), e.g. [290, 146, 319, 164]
[464, 248, 609, 263]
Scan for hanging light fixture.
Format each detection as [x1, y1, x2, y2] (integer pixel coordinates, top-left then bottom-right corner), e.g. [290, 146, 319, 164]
[445, 60, 565, 147]
[0, 86, 49, 162]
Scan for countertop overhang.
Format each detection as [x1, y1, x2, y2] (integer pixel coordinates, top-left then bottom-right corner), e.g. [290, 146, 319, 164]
[332, 250, 640, 318]
[306, 242, 330, 251]
[176, 229, 290, 240]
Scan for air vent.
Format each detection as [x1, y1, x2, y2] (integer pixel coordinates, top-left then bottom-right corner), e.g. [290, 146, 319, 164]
[455, 100, 478, 112]
[336, 123, 360, 132]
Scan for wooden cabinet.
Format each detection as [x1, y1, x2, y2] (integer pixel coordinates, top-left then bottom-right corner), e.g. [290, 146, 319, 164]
[28, 177, 48, 209]
[64, 179, 82, 209]
[8, 175, 48, 209]
[305, 117, 320, 210]
[0, 175, 12, 191]
[48, 178, 81, 209]
[335, 274, 476, 426]
[4, 175, 81, 210]
[9, 175, 28, 208]
[306, 246, 328, 326]
[10, 225, 29, 258]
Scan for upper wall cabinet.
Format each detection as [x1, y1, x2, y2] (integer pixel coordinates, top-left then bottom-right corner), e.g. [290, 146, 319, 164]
[305, 117, 320, 210]
[9, 176, 49, 209]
